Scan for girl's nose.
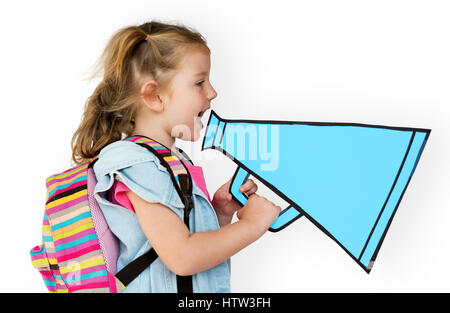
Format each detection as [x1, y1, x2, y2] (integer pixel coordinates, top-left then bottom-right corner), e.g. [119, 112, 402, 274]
[208, 85, 218, 100]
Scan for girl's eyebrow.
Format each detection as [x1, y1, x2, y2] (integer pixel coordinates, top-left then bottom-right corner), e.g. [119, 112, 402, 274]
[193, 71, 208, 77]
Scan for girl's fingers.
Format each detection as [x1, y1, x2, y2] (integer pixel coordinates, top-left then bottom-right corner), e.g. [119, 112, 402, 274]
[247, 185, 258, 195]
[239, 179, 257, 193]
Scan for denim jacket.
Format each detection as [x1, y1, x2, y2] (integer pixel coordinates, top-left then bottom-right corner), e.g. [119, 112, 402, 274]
[93, 140, 231, 292]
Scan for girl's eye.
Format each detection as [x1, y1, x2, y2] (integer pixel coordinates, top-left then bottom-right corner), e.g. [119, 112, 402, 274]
[196, 81, 204, 86]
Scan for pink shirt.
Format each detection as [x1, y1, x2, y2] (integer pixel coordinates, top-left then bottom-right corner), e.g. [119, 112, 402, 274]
[109, 161, 212, 213]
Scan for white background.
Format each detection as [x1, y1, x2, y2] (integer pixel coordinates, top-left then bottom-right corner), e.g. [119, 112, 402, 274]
[0, 0, 448, 292]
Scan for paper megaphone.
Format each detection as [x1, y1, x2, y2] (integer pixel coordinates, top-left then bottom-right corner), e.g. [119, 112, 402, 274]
[201, 110, 430, 272]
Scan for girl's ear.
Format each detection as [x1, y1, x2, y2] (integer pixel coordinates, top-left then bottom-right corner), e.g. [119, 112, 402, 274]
[140, 80, 164, 113]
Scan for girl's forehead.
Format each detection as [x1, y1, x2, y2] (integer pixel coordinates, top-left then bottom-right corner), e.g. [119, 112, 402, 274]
[177, 49, 211, 76]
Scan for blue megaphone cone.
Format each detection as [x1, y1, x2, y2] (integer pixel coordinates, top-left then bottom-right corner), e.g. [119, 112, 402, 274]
[201, 110, 430, 272]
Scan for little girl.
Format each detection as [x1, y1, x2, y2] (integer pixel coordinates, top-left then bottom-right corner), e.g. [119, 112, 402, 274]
[71, 20, 281, 293]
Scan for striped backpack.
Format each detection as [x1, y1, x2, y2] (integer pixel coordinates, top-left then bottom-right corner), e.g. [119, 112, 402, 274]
[30, 135, 195, 293]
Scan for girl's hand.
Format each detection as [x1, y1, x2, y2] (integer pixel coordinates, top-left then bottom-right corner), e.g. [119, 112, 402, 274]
[236, 194, 282, 234]
[212, 177, 258, 225]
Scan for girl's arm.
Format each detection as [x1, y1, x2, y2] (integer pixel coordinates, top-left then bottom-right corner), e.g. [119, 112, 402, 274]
[126, 190, 280, 276]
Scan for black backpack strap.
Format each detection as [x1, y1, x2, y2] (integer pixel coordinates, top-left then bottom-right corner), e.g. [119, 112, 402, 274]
[176, 173, 194, 293]
[114, 135, 194, 293]
[115, 248, 158, 287]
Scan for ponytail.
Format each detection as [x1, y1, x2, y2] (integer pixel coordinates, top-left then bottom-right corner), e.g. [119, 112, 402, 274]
[71, 20, 210, 165]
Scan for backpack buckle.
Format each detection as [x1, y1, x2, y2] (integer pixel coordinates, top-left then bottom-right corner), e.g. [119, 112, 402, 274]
[183, 194, 193, 211]
[182, 195, 193, 221]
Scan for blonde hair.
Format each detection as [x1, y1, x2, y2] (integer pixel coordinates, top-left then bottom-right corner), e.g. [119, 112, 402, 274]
[71, 20, 210, 165]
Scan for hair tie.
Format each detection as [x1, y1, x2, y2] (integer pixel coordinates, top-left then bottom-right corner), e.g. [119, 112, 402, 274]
[145, 34, 151, 41]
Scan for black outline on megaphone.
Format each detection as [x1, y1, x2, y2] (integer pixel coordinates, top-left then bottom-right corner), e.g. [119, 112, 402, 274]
[201, 110, 430, 273]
